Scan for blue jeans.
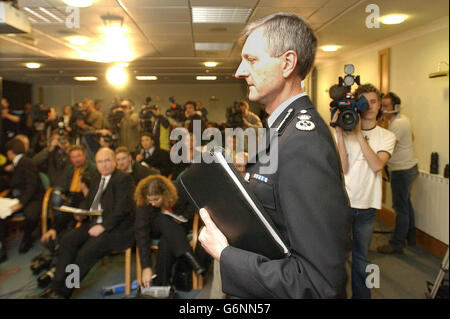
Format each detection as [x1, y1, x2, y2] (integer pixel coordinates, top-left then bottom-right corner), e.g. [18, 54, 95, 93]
[351, 208, 377, 299]
[389, 164, 419, 250]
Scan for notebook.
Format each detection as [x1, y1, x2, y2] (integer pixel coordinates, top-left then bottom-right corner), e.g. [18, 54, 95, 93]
[178, 148, 289, 260]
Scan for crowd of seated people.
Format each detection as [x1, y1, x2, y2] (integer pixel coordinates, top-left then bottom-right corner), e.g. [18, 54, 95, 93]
[0, 95, 262, 298]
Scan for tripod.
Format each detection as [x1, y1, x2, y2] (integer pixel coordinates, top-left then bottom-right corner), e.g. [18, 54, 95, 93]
[426, 248, 449, 299]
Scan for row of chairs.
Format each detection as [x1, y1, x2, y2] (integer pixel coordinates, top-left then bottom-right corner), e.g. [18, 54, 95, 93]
[2, 172, 204, 295]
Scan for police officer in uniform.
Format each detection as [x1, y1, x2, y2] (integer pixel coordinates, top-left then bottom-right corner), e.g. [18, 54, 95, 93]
[199, 13, 352, 298]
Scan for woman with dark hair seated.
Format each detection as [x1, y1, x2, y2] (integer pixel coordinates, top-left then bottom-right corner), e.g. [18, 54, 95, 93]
[135, 175, 205, 288]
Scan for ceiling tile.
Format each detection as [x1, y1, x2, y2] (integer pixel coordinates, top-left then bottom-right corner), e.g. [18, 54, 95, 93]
[139, 23, 192, 35]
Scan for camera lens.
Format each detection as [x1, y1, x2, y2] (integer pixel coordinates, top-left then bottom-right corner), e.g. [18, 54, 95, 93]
[342, 112, 355, 125]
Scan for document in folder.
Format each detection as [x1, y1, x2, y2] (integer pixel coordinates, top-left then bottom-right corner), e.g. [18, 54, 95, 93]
[179, 149, 289, 260]
[55, 205, 102, 216]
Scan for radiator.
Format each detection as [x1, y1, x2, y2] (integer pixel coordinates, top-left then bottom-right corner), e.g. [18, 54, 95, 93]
[411, 170, 449, 245]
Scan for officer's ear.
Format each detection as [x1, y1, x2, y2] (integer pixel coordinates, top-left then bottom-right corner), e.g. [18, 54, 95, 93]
[282, 50, 297, 79]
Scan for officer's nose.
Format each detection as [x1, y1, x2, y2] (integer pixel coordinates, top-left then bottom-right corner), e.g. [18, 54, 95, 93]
[235, 60, 248, 79]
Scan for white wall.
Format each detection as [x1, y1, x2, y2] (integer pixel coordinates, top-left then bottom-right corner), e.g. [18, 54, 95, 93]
[32, 82, 252, 124]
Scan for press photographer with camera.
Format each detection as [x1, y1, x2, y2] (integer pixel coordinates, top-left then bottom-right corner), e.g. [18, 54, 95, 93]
[139, 102, 171, 152]
[115, 99, 141, 152]
[332, 82, 396, 299]
[32, 128, 71, 189]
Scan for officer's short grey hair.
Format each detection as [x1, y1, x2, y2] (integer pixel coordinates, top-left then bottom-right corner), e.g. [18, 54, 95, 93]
[241, 12, 317, 80]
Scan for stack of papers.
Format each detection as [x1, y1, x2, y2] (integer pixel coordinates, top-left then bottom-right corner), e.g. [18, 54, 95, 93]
[0, 198, 20, 219]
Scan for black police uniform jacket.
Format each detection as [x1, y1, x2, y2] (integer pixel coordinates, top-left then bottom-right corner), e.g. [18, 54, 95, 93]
[219, 95, 352, 299]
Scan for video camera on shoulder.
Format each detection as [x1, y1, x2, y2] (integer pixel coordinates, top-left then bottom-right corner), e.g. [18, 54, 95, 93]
[165, 96, 185, 123]
[329, 64, 369, 131]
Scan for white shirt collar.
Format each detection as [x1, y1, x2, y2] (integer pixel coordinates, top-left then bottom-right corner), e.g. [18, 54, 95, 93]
[267, 92, 307, 128]
[13, 154, 24, 167]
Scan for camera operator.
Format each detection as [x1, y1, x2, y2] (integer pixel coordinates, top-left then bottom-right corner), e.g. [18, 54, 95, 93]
[145, 104, 171, 152]
[82, 128, 114, 161]
[183, 101, 205, 132]
[115, 99, 141, 152]
[332, 83, 396, 299]
[75, 99, 103, 134]
[377, 92, 418, 254]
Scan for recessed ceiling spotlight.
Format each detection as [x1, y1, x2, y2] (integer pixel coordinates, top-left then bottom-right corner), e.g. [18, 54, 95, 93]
[62, 0, 94, 8]
[204, 61, 218, 67]
[380, 14, 408, 25]
[25, 62, 41, 69]
[321, 45, 341, 52]
[106, 66, 128, 87]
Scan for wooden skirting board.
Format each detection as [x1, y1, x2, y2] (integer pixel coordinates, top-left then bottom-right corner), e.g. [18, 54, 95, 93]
[377, 208, 448, 259]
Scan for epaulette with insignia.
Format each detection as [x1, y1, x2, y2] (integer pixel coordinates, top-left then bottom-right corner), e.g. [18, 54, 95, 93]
[295, 109, 315, 131]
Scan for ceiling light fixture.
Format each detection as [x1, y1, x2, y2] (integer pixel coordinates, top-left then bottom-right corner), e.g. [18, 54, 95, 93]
[196, 76, 217, 81]
[62, 0, 94, 8]
[321, 45, 341, 52]
[192, 7, 252, 23]
[39, 7, 64, 23]
[204, 61, 218, 67]
[74, 76, 98, 81]
[106, 66, 128, 87]
[195, 43, 233, 51]
[24, 7, 50, 23]
[136, 76, 158, 80]
[380, 14, 408, 25]
[25, 62, 41, 69]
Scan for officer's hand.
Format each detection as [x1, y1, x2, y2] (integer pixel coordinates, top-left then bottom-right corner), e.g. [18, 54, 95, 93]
[198, 208, 228, 261]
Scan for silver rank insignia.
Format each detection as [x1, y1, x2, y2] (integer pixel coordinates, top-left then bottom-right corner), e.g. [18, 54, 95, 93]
[298, 114, 311, 121]
[296, 119, 315, 131]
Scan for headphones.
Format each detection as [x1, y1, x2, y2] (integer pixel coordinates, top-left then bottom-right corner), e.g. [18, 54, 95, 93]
[382, 92, 401, 114]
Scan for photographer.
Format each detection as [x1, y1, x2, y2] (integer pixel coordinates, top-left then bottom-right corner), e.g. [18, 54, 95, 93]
[142, 105, 170, 152]
[183, 101, 205, 132]
[32, 129, 71, 189]
[76, 98, 103, 133]
[332, 83, 396, 299]
[116, 99, 141, 152]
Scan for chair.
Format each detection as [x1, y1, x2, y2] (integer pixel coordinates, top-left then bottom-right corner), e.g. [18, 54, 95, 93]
[136, 212, 204, 289]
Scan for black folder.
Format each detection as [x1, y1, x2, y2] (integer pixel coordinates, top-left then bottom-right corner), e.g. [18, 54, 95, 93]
[178, 149, 289, 260]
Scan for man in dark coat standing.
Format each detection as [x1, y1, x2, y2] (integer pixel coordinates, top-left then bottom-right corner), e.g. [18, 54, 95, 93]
[198, 13, 352, 299]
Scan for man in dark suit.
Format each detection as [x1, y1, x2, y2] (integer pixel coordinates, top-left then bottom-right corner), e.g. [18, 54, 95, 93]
[115, 146, 159, 185]
[198, 13, 352, 298]
[33, 147, 135, 298]
[135, 132, 172, 177]
[1, 139, 44, 262]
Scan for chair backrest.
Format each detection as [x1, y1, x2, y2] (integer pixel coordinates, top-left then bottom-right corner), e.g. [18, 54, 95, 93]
[39, 172, 51, 190]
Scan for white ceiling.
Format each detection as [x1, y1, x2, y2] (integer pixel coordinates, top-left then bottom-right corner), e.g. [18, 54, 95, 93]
[0, 0, 448, 85]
